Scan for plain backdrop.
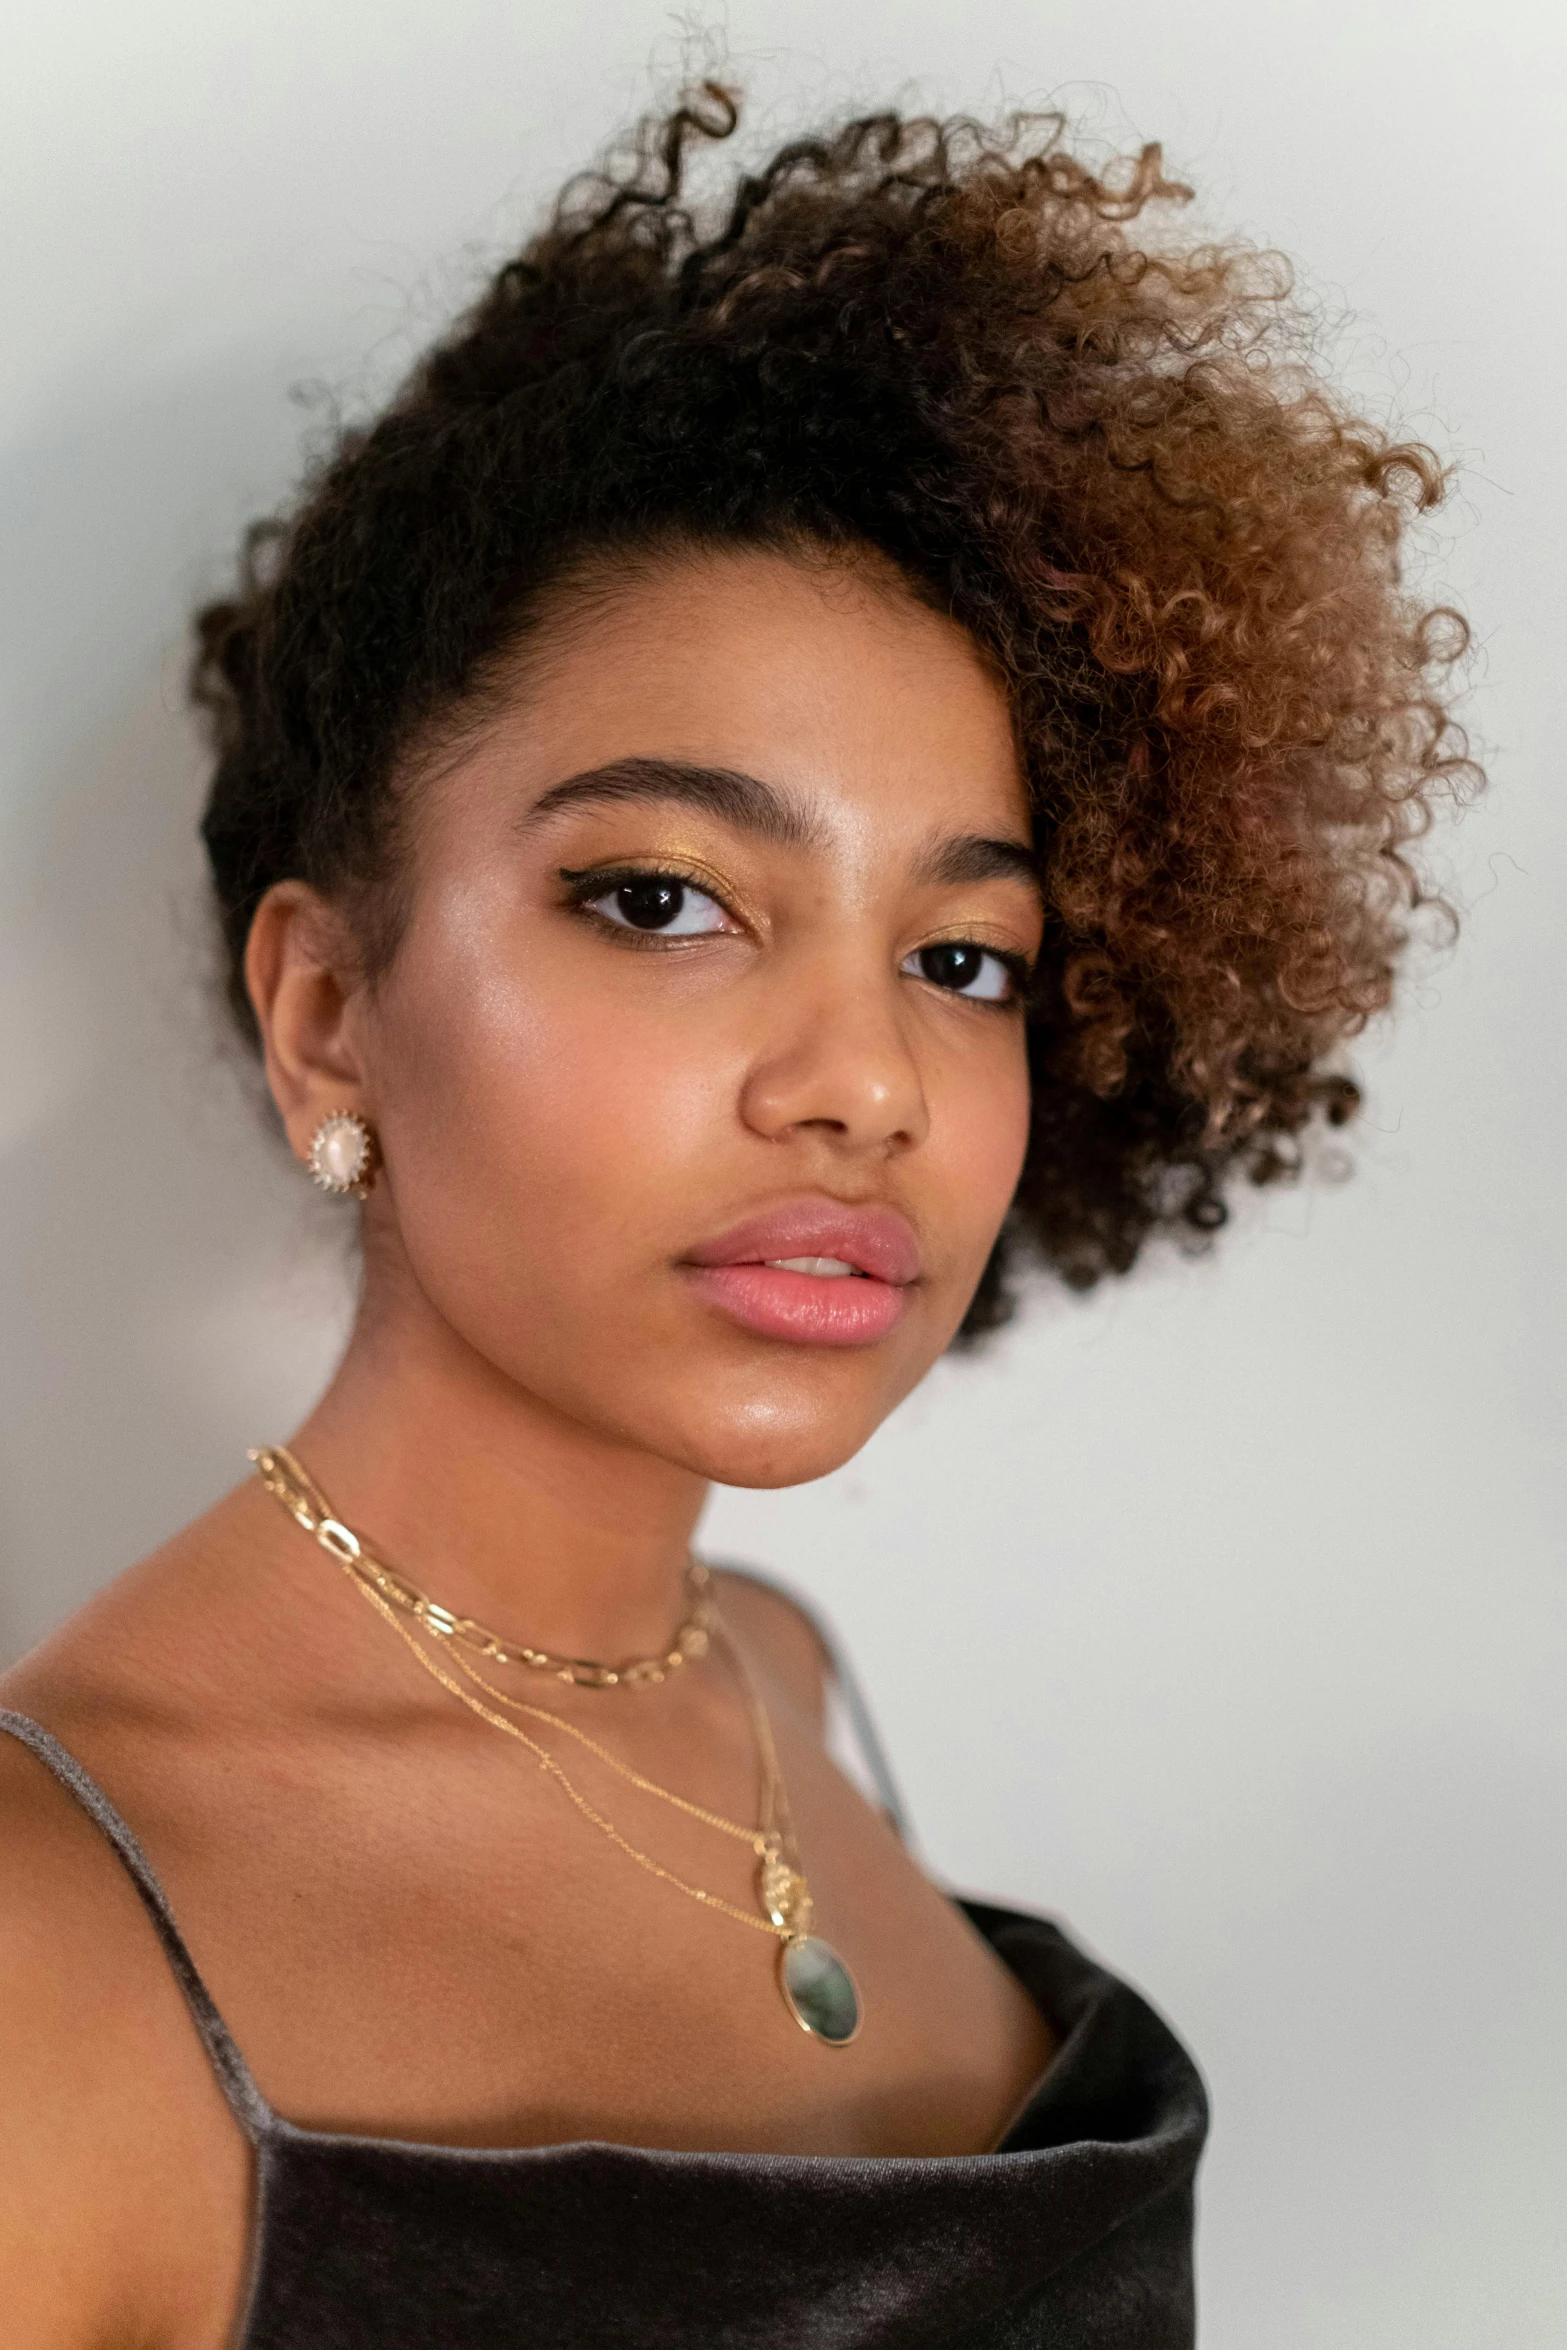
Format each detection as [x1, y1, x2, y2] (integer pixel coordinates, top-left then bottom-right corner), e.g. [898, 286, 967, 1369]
[2, 3, 1562, 2343]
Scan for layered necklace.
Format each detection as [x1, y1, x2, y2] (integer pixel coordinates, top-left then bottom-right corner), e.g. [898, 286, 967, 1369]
[251, 1445, 862, 2046]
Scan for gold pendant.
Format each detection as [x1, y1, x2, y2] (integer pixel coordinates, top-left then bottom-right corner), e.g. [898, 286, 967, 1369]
[779, 1937, 862, 2045]
[758, 1843, 862, 2045]
[758, 1840, 814, 1938]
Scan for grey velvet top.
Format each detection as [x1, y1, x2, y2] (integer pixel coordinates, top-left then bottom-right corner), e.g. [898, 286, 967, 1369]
[0, 1703, 1206, 2348]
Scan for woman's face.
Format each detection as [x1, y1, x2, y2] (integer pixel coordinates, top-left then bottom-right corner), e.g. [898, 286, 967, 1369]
[340, 546, 1041, 1486]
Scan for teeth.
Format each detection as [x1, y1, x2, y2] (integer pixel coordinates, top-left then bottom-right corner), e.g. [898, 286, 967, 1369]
[766, 1256, 858, 1278]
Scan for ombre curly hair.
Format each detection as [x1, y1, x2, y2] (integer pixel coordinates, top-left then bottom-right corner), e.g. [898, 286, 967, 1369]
[193, 88, 1477, 1333]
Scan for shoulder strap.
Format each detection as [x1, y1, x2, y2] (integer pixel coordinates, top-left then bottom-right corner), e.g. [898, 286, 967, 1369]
[0, 1710, 273, 2140]
[707, 1566, 912, 1844]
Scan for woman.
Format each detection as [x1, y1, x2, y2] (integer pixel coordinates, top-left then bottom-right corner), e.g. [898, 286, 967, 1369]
[0, 91, 1468, 2348]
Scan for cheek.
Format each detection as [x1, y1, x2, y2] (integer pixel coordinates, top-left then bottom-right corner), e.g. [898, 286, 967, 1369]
[928, 1029, 1033, 1275]
[367, 902, 733, 1306]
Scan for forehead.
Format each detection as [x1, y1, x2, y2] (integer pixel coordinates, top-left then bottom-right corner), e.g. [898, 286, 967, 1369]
[439, 545, 1029, 852]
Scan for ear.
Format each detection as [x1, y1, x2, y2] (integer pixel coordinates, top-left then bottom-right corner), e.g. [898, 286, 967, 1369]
[245, 882, 370, 1165]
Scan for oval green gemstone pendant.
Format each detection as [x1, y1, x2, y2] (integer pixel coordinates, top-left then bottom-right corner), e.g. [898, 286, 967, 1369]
[779, 1935, 862, 2045]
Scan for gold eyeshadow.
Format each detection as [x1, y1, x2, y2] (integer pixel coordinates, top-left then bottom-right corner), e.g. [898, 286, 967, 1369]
[557, 850, 763, 933]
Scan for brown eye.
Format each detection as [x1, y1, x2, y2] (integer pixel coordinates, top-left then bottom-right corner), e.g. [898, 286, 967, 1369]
[904, 942, 1014, 1001]
[585, 875, 730, 935]
[617, 877, 685, 929]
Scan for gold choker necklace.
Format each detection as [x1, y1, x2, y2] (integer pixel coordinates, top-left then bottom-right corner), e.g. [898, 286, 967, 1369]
[250, 1444, 863, 2046]
[251, 1446, 714, 1689]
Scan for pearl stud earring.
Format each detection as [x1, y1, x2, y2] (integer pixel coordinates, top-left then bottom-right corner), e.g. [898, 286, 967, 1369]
[306, 1110, 379, 1199]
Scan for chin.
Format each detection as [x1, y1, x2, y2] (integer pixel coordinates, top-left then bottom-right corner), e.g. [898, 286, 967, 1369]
[705, 1438, 868, 1491]
[644, 1373, 905, 1491]
[678, 1430, 872, 1492]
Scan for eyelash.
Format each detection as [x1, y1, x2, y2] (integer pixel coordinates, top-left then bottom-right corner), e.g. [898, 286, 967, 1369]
[558, 863, 1033, 1006]
[559, 862, 737, 945]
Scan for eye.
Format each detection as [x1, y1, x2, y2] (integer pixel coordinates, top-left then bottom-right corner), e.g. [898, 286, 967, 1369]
[902, 941, 1019, 1002]
[584, 874, 731, 936]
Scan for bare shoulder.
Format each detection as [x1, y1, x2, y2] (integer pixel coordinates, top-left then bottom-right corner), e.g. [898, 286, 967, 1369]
[1, 1478, 284, 1716]
[0, 1730, 248, 2348]
[709, 1565, 835, 1733]
[0, 1488, 276, 2348]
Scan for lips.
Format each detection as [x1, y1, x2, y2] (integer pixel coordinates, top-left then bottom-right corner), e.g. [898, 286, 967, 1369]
[682, 1201, 920, 1347]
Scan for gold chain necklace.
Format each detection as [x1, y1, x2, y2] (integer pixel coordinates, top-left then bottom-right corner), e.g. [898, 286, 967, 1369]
[251, 1447, 715, 1690]
[250, 1445, 864, 2044]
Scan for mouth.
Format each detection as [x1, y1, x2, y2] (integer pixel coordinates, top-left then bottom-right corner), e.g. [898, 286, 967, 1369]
[680, 1202, 920, 1349]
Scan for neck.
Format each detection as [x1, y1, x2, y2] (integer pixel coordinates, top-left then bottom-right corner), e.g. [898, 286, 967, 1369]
[286, 1232, 708, 1665]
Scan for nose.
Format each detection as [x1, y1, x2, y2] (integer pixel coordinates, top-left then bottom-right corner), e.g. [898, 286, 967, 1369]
[738, 957, 929, 1156]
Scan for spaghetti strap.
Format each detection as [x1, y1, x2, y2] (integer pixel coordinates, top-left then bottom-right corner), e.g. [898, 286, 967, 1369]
[820, 1622, 912, 1845]
[0, 1709, 273, 2140]
[707, 1565, 912, 1844]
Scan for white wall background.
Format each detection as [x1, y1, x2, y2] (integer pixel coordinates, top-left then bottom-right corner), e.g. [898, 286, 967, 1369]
[2, 3, 1562, 2341]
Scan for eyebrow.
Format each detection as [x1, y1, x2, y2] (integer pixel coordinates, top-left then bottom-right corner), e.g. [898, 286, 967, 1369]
[521, 758, 826, 848]
[522, 754, 1040, 894]
[910, 832, 1042, 893]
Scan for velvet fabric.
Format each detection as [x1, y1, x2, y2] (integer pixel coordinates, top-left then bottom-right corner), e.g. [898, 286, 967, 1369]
[1, 1709, 1207, 2348]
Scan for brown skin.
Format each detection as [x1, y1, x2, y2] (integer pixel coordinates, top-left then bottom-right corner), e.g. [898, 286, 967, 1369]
[0, 548, 1055, 2349]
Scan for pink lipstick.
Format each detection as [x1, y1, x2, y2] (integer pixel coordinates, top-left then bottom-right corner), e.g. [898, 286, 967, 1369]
[682, 1202, 919, 1347]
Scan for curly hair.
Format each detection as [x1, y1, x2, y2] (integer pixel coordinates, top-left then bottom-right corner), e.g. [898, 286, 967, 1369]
[193, 88, 1476, 1334]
